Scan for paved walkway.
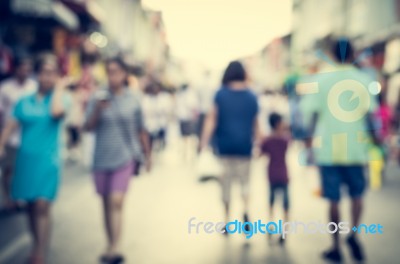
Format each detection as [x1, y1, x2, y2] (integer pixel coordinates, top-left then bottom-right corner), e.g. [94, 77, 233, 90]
[1, 128, 400, 264]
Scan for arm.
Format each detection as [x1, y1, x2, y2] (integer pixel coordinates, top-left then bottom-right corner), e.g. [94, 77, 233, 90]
[84, 100, 105, 131]
[0, 88, 7, 131]
[253, 117, 263, 157]
[253, 117, 262, 144]
[256, 139, 266, 159]
[366, 112, 381, 146]
[0, 119, 18, 157]
[140, 129, 151, 171]
[135, 99, 151, 171]
[302, 112, 319, 165]
[199, 104, 217, 151]
[51, 78, 70, 118]
[304, 112, 318, 148]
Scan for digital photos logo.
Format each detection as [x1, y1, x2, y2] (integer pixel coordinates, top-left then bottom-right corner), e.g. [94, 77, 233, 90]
[187, 217, 384, 240]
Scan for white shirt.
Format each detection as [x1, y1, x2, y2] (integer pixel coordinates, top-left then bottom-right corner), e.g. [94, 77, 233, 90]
[65, 90, 84, 126]
[176, 89, 198, 121]
[0, 78, 37, 146]
[142, 94, 162, 133]
[197, 80, 216, 114]
[157, 92, 173, 128]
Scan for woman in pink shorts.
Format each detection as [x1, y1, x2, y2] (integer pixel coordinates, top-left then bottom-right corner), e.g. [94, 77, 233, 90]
[85, 57, 151, 264]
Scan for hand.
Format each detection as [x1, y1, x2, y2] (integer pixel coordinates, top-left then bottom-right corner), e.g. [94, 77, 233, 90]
[95, 99, 109, 113]
[252, 147, 261, 158]
[55, 77, 74, 93]
[58, 76, 75, 87]
[305, 148, 315, 165]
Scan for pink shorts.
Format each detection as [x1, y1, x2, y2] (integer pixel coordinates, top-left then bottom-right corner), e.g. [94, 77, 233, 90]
[93, 161, 134, 196]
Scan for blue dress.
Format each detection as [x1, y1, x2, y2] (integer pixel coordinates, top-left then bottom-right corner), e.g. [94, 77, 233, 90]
[11, 92, 67, 201]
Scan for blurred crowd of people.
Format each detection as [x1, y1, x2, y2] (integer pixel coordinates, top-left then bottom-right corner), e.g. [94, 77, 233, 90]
[0, 47, 168, 264]
[0, 36, 400, 264]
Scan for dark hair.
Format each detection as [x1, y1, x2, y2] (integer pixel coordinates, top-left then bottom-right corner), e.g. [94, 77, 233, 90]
[146, 80, 162, 94]
[129, 64, 145, 77]
[105, 57, 129, 72]
[14, 54, 32, 69]
[68, 83, 78, 91]
[269, 112, 282, 130]
[106, 57, 129, 86]
[331, 38, 354, 63]
[222, 61, 246, 85]
[35, 53, 59, 73]
[180, 83, 189, 91]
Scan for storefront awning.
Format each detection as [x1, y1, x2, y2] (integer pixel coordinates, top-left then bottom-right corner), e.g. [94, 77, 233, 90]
[11, 0, 79, 30]
[354, 23, 400, 50]
[61, 0, 105, 24]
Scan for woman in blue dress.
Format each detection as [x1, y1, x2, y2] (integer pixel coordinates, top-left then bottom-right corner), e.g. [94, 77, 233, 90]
[0, 55, 70, 264]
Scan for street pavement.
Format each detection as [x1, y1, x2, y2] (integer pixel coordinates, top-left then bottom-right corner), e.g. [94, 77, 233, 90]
[1, 127, 400, 264]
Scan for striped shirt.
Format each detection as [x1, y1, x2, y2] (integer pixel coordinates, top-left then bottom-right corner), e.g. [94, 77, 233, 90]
[87, 88, 143, 171]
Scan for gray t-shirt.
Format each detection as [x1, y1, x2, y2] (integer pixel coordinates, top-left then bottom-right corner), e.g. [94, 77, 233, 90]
[87, 88, 143, 171]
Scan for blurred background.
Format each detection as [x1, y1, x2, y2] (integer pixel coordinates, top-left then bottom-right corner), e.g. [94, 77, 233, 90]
[0, 0, 400, 263]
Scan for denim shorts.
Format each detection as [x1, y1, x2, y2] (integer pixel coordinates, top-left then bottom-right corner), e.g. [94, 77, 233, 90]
[319, 165, 365, 202]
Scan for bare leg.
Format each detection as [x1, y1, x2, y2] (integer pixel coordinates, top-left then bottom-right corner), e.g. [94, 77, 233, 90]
[329, 202, 340, 250]
[239, 161, 250, 217]
[268, 187, 275, 221]
[2, 167, 13, 208]
[182, 137, 188, 162]
[27, 200, 51, 264]
[27, 202, 38, 248]
[283, 210, 289, 222]
[267, 204, 274, 240]
[102, 193, 125, 256]
[269, 206, 274, 221]
[222, 167, 231, 223]
[185, 136, 197, 164]
[221, 160, 231, 235]
[283, 186, 289, 223]
[347, 197, 365, 261]
[351, 198, 362, 236]
[102, 196, 112, 249]
[242, 193, 249, 216]
[224, 202, 230, 223]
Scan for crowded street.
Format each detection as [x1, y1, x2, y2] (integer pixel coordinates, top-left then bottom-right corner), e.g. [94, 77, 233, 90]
[2, 0, 400, 263]
[1, 124, 400, 264]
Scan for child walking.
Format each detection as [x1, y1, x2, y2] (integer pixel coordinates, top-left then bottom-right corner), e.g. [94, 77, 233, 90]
[260, 112, 290, 244]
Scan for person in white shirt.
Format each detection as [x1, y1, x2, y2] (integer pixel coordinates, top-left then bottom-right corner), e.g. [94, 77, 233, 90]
[142, 81, 173, 151]
[0, 55, 36, 209]
[142, 83, 161, 150]
[196, 71, 216, 142]
[177, 84, 199, 161]
[65, 83, 85, 161]
[157, 89, 173, 150]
